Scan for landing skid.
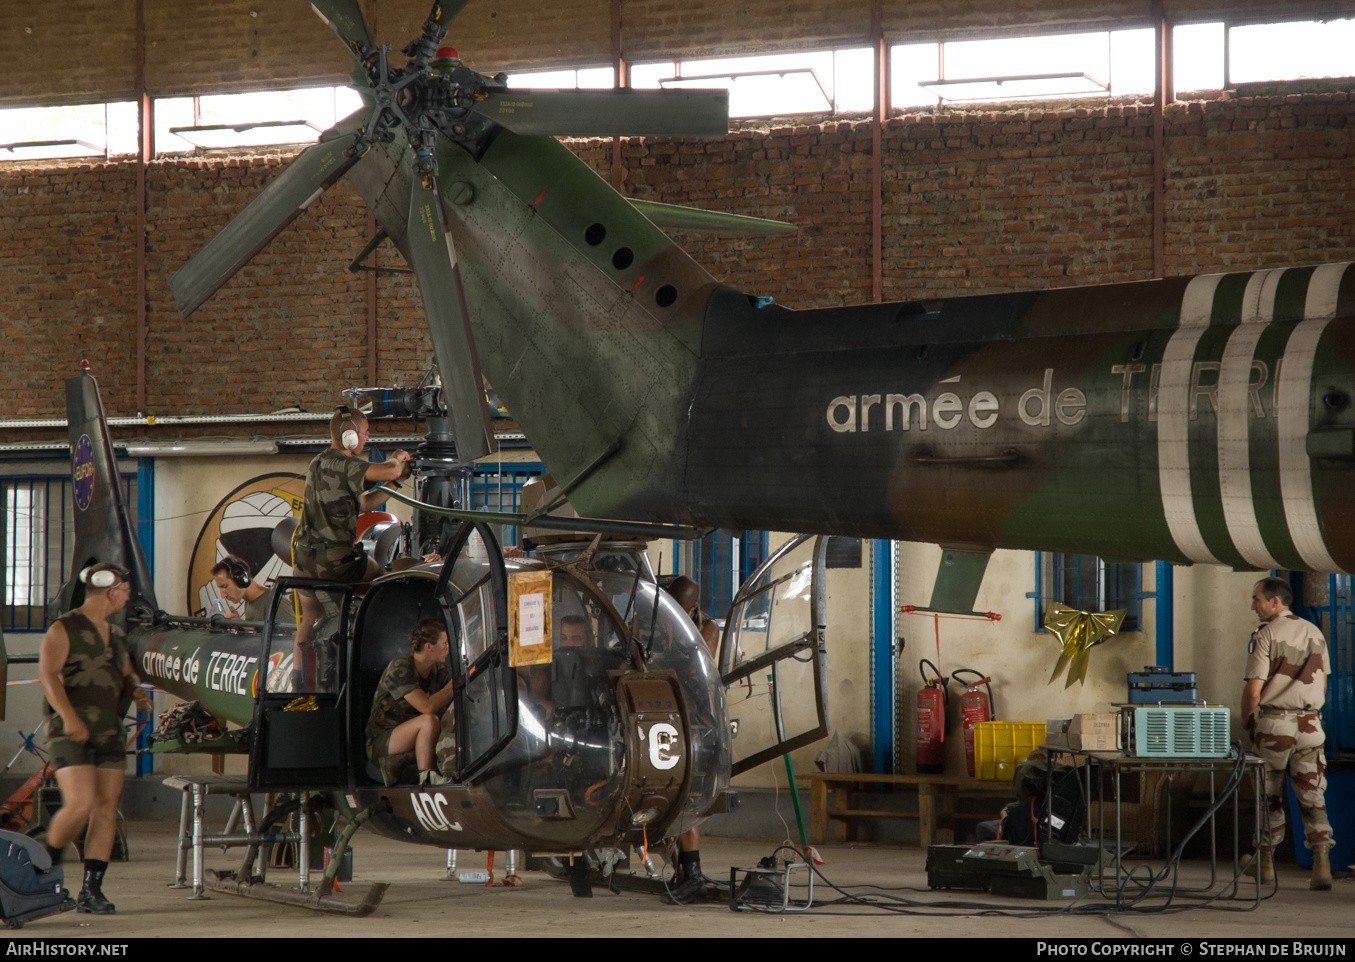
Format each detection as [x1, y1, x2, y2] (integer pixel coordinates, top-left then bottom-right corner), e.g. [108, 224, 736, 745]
[541, 857, 727, 903]
[204, 869, 389, 917]
[607, 870, 728, 904]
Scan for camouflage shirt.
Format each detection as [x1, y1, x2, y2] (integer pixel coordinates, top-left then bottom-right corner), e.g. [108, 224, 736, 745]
[295, 449, 371, 566]
[44, 612, 130, 740]
[1245, 611, 1329, 710]
[365, 653, 451, 751]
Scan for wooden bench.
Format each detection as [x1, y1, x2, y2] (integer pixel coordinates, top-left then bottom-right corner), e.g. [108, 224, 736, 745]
[797, 772, 1013, 848]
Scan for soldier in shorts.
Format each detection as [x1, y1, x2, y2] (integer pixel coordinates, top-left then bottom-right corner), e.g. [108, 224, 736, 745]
[38, 562, 153, 915]
[366, 619, 455, 786]
[1241, 576, 1334, 890]
[291, 406, 412, 687]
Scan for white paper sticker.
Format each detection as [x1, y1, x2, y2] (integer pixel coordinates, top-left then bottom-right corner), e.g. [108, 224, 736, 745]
[519, 592, 545, 646]
[1049, 813, 1066, 830]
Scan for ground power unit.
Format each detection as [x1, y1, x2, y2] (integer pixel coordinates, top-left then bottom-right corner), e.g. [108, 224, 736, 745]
[1130, 706, 1232, 757]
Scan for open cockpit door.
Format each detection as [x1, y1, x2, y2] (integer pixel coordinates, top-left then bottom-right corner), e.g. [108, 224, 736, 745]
[717, 535, 829, 777]
[438, 522, 516, 782]
[249, 580, 355, 791]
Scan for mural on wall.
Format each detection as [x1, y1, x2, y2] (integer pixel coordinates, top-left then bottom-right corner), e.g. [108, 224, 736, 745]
[186, 473, 305, 616]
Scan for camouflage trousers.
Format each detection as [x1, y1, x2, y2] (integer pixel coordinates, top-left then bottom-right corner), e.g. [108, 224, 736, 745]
[1250, 709, 1333, 853]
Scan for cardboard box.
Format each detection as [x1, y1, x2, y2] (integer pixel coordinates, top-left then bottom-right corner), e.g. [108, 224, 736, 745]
[1068, 713, 1120, 751]
[1045, 718, 1072, 748]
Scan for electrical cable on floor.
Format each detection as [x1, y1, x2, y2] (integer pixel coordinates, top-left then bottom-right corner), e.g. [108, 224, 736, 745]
[718, 752, 1270, 921]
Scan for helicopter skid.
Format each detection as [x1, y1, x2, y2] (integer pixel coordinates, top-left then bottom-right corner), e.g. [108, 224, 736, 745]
[204, 870, 389, 918]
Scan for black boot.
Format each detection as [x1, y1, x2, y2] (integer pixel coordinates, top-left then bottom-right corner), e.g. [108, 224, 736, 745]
[665, 850, 705, 904]
[77, 859, 115, 915]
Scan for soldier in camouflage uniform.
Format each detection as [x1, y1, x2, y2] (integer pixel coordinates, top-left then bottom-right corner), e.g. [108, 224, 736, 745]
[366, 618, 456, 786]
[38, 562, 153, 915]
[1241, 576, 1334, 891]
[290, 407, 412, 688]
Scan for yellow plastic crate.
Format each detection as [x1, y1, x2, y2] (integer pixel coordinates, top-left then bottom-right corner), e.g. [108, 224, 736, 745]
[973, 721, 1044, 781]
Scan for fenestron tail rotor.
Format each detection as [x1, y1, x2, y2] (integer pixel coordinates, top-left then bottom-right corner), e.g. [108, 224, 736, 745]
[171, 132, 367, 316]
[405, 173, 497, 461]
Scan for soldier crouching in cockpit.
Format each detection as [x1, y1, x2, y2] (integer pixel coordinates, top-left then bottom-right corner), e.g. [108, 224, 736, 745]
[367, 619, 456, 787]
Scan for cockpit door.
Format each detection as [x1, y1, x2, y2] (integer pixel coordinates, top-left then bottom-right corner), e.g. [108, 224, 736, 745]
[438, 522, 516, 782]
[248, 579, 354, 791]
[717, 535, 829, 777]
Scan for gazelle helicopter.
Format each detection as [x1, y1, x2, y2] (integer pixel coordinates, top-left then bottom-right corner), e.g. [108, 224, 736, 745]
[55, 370, 829, 915]
[171, 0, 1355, 621]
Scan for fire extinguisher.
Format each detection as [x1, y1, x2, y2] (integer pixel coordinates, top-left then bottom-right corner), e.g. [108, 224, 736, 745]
[951, 668, 996, 778]
[916, 659, 950, 775]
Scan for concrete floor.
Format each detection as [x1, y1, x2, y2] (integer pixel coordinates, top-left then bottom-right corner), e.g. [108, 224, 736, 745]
[8, 818, 1352, 939]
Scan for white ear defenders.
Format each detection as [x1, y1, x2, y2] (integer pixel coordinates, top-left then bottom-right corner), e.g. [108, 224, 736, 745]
[79, 566, 122, 589]
[339, 405, 360, 451]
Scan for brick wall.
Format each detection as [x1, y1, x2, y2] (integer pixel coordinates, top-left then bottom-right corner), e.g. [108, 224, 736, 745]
[9, 1, 1352, 107]
[3, 88, 1355, 427]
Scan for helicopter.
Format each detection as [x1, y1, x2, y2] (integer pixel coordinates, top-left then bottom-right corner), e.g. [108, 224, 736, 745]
[54, 369, 830, 915]
[169, 0, 1355, 617]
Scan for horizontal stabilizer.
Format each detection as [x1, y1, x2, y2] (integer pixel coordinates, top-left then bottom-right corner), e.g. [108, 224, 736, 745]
[471, 88, 729, 138]
[628, 199, 798, 236]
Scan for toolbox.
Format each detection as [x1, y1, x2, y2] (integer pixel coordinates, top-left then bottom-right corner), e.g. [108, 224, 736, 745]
[1127, 665, 1198, 704]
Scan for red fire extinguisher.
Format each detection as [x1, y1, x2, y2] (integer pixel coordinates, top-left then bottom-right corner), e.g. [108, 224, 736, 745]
[952, 668, 996, 778]
[916, 659, 950, 775]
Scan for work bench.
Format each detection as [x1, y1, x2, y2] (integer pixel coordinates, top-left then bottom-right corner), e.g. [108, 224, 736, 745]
[797, 772, 1013, 848]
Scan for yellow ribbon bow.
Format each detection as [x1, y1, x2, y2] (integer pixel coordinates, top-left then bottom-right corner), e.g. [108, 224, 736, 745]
[1043, 601, 1128, 688]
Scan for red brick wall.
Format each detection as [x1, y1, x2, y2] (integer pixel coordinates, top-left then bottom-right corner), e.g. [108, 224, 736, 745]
[9, 1, 1353, 107]
[3, 89, 1355, 426]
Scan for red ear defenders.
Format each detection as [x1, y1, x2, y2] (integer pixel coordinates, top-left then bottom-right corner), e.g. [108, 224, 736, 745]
[222, 557, 252, 589]
[339, 405, 360, 451]
[79, 566, 124, 589]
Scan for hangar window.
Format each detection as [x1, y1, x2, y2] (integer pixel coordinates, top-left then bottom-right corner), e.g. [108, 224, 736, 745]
[154, 85, 364, 154]
[1227, 18, 1355, 86]
[504, 66, 616, 89]
[0, 102, 139, 161]
[1032, 553, 1141, 633]
[631, 49, 874, 118]
[891, 28, 1154, 107]
[3, 472, 139, 633]
[684, 529, 770, 621]
[463, 457, 545, 551]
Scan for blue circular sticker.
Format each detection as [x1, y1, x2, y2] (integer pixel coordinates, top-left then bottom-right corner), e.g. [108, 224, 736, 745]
[73, 434, 96, 512]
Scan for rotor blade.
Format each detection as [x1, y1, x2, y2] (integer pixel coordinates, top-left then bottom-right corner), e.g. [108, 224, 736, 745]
[307, 0, 375, 58]
[470, 88, 729, 138]
[628, 199, 798, 236]
[171, 135, 363, 316]
[406, 175, 497, 460]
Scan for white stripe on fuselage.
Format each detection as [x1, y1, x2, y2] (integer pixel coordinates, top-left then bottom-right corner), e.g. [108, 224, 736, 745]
[1159, 273, 1223, 564]
[1278, 262, 1348, 572]
[1217, 269, 1284, 569]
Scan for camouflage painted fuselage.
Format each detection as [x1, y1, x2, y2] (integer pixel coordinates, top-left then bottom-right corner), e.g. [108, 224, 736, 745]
[349, 130, 1355, 573]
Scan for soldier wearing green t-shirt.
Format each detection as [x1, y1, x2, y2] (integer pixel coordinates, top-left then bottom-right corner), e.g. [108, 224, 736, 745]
[291, 407, 412, 687]
[39, 562, 153, 915]
[367, 618, 456, 786]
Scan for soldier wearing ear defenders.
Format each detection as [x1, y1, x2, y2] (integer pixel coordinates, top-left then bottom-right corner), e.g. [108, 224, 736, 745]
[294, 406, 413, 584]
[211, 555, 270, 621]
[39, 561, 153, 915]
[289, 408, 413, 690]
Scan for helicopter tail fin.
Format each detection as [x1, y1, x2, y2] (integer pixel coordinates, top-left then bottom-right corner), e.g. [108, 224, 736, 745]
[49, 372, 158, 620]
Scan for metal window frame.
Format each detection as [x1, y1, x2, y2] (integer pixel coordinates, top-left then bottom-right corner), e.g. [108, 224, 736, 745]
[2, 471, 138, 634]
[1028, 552, 1145, 633]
